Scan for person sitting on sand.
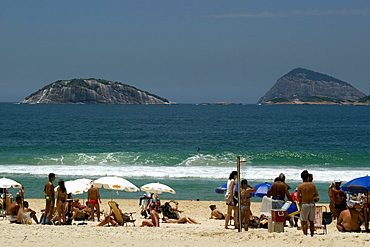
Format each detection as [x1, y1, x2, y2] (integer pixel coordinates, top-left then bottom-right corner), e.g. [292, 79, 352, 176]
[97, 202, 125, 227]
[240, 179, 257, 231]
[162, 216, 200, 224]
[209, 205, 226, 220]
[336, 201, 364, 232]
[23, 201, 39, 224]
[6, 195, 22, 223]
[71, 201, 91, 221]
[140, 203, 160, 227]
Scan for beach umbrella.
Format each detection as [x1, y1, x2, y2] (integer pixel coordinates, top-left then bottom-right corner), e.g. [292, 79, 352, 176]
[215, 183, 238, 194]
[341, 175, 370, 231]
[93, 176, 139, 201]
[93, 176, 139, 192]
[341, 175, 370, 193]
[74, 178, 93, 188]
[140, 182, 176, 194]
[251, 182, 272, 198]
[0, 177, 22, 189]
[54, 180, 91, 195]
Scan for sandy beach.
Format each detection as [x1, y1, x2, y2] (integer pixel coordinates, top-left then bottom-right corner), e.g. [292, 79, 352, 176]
[1, 199, 369, 247]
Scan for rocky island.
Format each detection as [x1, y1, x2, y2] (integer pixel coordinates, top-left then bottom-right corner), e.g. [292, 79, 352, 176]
[257, 68, 369, 105]
[20, 78, 173, 104]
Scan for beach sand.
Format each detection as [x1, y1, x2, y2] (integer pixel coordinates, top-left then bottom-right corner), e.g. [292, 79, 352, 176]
[1, 199, 369, 247]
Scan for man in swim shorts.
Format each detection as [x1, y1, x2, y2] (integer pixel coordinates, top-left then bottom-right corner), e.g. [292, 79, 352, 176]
[6, 195, 22, 223]
[43, 173, 55, 224]
[297, 170, 319, 237]
[88, 185, 101, 221]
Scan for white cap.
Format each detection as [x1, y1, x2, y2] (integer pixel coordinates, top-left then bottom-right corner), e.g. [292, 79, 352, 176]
[334, 179, 342, 183]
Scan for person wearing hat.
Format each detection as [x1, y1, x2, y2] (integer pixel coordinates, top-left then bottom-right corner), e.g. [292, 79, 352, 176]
[336, 200, 364, 232]
[331, 179, 347, 219]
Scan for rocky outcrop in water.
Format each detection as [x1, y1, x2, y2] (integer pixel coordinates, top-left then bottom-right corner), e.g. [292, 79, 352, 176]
[257, 68, 366, 104]
[20, 78, 172, 104]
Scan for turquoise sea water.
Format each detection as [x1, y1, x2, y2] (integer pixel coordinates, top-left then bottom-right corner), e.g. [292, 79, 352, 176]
[1, 103, 370, 202]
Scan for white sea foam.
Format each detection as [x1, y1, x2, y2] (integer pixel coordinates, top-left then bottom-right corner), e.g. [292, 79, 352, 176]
[1, 164, 369, 183]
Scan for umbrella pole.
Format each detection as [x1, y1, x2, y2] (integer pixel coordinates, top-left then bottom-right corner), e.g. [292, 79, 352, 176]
[237, 157, 242, 232]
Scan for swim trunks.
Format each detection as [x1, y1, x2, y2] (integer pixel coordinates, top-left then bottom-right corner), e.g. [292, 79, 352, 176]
[300, 203, 315, 221]
[90, 199, 99, 205]
[6, 215, 18, 222]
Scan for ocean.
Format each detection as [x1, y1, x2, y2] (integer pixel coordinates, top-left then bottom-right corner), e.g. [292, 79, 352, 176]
[1, 103, 370, 203]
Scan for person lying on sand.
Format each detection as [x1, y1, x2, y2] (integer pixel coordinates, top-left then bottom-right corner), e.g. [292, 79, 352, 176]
[162, 216, 200, 224]
[141, 203, 160, 227]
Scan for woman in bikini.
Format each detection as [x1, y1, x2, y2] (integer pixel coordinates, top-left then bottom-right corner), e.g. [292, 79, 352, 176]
[56, 179, 67, 225]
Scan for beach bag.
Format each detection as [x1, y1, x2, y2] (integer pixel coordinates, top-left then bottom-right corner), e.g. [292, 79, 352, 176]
[224, 192, 232, 204]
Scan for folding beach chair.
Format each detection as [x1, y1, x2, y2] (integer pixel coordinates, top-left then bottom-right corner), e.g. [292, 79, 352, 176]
[314, 205, 331, 234]
[108, 201, 136, 226]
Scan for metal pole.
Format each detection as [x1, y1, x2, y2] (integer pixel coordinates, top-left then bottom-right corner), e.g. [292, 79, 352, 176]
[237, 156, 242, 232]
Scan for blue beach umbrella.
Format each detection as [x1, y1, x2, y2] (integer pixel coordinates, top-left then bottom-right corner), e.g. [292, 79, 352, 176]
[215, 183, 238, 194]
[341, 175, 370, 193]
[251, 182, 272, 198]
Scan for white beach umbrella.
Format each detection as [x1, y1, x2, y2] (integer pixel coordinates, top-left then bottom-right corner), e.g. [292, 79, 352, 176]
[92, 176, 139, 192]
[0, 177, 22, 189]
[54, 180, 91, 195]
[140, 182, 176, 194]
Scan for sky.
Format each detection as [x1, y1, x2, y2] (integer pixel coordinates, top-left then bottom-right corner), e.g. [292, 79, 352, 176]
[1, 1, 370, 104]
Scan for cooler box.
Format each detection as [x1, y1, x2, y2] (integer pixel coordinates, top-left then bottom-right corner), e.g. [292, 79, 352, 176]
[271, 210, 286, 222]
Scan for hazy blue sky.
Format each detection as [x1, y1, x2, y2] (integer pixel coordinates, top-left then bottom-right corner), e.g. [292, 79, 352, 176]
[1, 1, 370, 103]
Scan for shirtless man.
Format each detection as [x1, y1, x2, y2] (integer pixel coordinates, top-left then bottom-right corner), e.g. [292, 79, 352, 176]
[336, 202, 364, 232]
[267, 177, 291, 209]
[297, 170, 319, 237]
[140, 203, 160, 227]
[44, 173, 56, 224]
[88, 185, 101, 221]
[240, 179, 256, 231]
[209, 205, 226, 220]
[6, 195, 22, 223]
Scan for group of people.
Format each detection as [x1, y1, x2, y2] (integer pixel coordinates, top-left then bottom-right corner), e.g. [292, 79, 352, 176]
[223, 170, 367, 235]
[223, 170, 319, 236]
[3, 173, 102, 225]
[41, 173, 102, 225]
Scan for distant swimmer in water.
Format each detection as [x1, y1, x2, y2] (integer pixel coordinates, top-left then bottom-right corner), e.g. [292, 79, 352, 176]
[197, 147, 200, 152]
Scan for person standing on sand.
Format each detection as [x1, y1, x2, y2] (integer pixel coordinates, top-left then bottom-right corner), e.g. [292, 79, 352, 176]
[225, 171, 238, 229]
[88, 185, 101, 221]
[240, 179, 256, 231]
[297, 170, 319, 237]
[331, 179, 347, 220]
[56, 179, 67, 225]
[267, 176, 291, 209]
[43, 173, 55, 224]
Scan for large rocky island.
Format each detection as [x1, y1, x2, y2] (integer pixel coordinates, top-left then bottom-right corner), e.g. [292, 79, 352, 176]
[258, 68, 368, 105]
[20, 78, 172, 104]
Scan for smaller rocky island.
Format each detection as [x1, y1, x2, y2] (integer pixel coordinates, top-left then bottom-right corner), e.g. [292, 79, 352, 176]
[20, 78, 173, 104]
[258, 68, 369, 105]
